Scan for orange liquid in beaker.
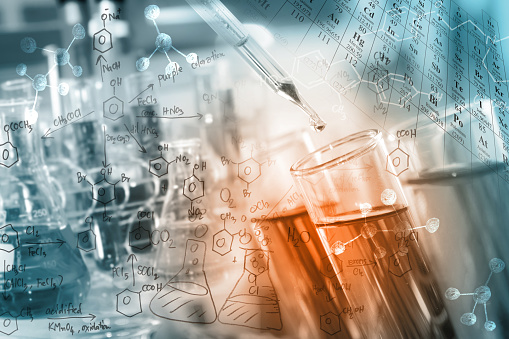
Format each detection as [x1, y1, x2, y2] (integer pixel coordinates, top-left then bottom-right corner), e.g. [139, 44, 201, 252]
[316, 207, 455, 338]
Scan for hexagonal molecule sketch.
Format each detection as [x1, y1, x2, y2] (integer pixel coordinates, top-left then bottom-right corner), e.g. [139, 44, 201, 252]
[148, 156, 169, 177]
[136, 5, 198, 75]
[320, 311, 341, 336]
[150, 240, 217, 323]
[79, 166, 125, 221]
[0, 313, 18, 335]
[320, 254, 342, 278]
[91, 178, 117, 205]
[0, 225, 19, 252]
[218, 248, 282, 330]
[93, 28, 113, 53]
[445, 258, 505, 332]
[116, 289, 142, 317]
[103, 95, 124, 121]
[129, 222, 151, 251]
[212, 229, 233, 256]
[16, 23, 85, 111]
[77, 216, 97, 252]
[0, 132, 18, 168]
[182, 174, 205, 201]
[238, 157, 262, 188]
[386, 141, 410, 177]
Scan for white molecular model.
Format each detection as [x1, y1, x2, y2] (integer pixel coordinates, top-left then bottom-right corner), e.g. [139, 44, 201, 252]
[445, 258, 505, 331]
[136, 5, 197, 75]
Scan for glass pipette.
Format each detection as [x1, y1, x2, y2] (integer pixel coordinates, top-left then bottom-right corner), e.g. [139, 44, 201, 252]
[184, 0, 327, 132]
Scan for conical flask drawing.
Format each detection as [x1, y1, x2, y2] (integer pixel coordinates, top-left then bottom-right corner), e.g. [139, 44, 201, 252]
[218, 249, 282, 330]
[150, 239, 217, 323]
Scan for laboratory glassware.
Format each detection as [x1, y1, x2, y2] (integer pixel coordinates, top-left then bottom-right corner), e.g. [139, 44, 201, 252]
[399, 112, 509, 338]
[244, 130, 360, 338]
[0, 97, 90, 316]
[290, 129, 456, 338]
[183, 0, 326, 132]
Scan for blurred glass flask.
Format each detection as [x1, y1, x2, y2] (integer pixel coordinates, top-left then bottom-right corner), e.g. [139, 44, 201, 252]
[0, 96, 90, 317]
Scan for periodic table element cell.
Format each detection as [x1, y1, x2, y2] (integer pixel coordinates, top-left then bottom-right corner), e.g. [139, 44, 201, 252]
[423, 47, 447, 91]
[393, 60, 423, 109]
[407, 0, 431, 45]
[335, 0, 358, 16]
[399, 34, 426, 73]
[469, 91, 494, 132]
[353, 0, 385, 33]
[295, 24, 341, 79]
[376, 8, 408, 52]
[445, 94, 472, 151]
[342, 17, 377, 66]
[448, 42, 469, 78]
[447, 60, 470, 111]
[290, 0, 326, 21]
[314, 1, 353, 43]
[418, 76, 447, 131]
[471, 115, 498, 170]
[268, 1, 314, 53]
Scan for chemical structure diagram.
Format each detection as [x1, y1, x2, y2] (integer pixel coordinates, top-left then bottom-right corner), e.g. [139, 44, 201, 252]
[445, 258, 506, 331]
[329, 189, 439, 277]
[212, 216, 253, 256]
[221, 150, 269, 197]
[93, 8, 117, 54]
[116, 288, 142, 317]
[386, 140, 410, 177]
[103, 79, 124, 121]
[76, 165, 130, 222]
[0, 131, 19, 169]
[320, 311, 341, 336]
[136, 5, 198, 75]
[76, 216, 97, 252]
[0, 312, 18, 335]
[16, 23, 85, 111]
[148, 148, 206, 221]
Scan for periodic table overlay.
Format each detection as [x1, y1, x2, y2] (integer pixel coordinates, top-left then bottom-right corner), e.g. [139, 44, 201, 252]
[223, 0, 509, 185]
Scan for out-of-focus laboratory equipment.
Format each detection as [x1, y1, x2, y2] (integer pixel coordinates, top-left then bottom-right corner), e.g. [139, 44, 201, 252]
[183, 0, 327, 132]
[0, 92, 90, 316]
[290, 130, 455, 338]
[399, 110, 509, 337]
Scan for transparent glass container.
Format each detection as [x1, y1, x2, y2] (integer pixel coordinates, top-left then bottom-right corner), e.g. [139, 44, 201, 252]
[290, 130, 456, 338]
[0, 98, 90, 317]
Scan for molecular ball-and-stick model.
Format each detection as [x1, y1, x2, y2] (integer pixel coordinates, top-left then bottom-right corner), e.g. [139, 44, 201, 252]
[136, 5, 197, 75]
[445, 258, 506, 332]
[16, 23, 85, 111]
[330, 189, 439, 259]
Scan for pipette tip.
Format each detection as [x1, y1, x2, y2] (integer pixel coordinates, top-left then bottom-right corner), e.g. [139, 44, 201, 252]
[311, 119, 326, 132]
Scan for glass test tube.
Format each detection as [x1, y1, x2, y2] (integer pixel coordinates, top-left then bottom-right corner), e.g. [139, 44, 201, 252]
[290, 129, 456, 338]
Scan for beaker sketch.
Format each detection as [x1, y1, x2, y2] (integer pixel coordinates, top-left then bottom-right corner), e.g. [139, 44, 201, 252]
[150, 239, 217, 323]
[218, 248, 282, 330]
